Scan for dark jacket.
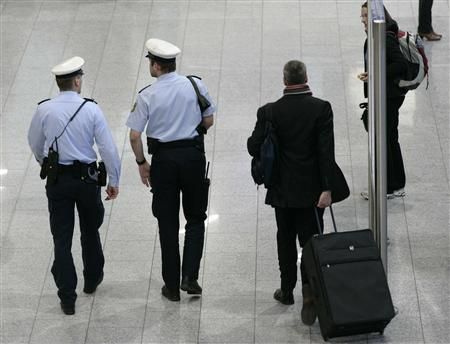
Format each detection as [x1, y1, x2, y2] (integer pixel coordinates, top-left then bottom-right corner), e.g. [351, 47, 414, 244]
[247, 92, 336, 208]
[364, 21, 408, 99]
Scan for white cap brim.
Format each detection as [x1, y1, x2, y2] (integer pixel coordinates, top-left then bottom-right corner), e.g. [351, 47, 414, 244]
[145, 38, 180, 60]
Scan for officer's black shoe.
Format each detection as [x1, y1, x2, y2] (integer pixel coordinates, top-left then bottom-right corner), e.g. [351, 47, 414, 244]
[180, 277, 202, 295]
[273, 288, 294, 305]
[161, 285, 180, 301]
[83, 272, 104, 294]
[60, 302, 75, 315]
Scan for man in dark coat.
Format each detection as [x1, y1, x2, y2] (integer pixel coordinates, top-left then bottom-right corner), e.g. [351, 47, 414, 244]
[247, 60, 337, 326]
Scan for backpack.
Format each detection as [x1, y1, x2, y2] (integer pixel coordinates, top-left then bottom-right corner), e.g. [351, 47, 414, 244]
[250, 105, 278, 188]
[395, 31, 429, 90]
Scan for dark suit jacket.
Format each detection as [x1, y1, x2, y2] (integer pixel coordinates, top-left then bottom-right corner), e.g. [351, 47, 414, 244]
[247, 93, 336, 208]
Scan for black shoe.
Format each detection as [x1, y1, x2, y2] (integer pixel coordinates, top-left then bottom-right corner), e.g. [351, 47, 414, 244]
[161, 285, 180, 301]
[273, 288, 294, 305]
[60, 302, 75, 315]
[83, 273, 104, 294]
[301, 285, 317, 326]
[180, 277, 202, 295]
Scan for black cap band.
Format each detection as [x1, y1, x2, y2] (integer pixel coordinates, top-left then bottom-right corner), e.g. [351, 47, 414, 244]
[145, 52, 176, 63]
[55, 69, 84, 79]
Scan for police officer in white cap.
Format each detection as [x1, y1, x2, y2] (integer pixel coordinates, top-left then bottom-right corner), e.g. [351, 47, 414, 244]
[28, 56, 121, 315]
[126, 38, 215, 301]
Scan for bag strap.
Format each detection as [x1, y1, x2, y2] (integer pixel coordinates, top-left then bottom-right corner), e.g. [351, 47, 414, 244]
[265, 103, 273, 123]
[264, 104, 275, 134]
[51, 99, 89, 150]
[314, 205, 338, 235]
[187, 75, 201, 98]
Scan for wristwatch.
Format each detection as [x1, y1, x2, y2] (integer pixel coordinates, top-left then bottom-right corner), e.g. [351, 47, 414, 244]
[136, 158, 146, 165]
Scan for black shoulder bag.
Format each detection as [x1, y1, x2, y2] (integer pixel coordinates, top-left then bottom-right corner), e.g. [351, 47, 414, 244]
[251, 105, 278, 188]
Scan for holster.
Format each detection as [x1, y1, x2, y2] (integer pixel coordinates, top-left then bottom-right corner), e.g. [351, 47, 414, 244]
[40, 158, 48, 180]
[97, 161, 107, 186]
[147, 137, 160, 155]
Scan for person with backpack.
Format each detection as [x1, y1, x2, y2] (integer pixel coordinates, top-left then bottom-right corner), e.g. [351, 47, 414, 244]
[247, 60, 347, 326]
[358, 2, 408, 200]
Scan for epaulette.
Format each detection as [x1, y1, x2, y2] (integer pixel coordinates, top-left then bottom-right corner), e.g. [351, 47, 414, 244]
[138, 84, 152, 94]
[37, 98, 50, 105]
[187, 75, 202, 80]
[83, 97, 97, 104]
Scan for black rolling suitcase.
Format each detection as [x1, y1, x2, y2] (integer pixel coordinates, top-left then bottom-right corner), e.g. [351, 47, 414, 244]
[302, 206, 395, 341]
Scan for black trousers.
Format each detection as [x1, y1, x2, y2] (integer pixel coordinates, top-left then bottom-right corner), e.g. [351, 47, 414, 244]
[274, 206, 324, 292]
[387, 96, 406, 193]
[46, 174, 105, 304]
[418, 0, 434, 34]
[151, 146, 207, 290]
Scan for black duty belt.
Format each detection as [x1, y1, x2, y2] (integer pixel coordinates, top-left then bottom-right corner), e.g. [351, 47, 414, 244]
[57, 162, 96, 174]
[158, 139, 199, 149]
[147, 136, 204, 154]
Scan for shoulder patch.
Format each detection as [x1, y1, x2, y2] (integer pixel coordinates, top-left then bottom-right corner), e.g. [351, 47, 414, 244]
[138, 84, 152, 94]
[83, 97, 97, 104]
[186, 75, 202, 80]
[37, 98, 50, 105]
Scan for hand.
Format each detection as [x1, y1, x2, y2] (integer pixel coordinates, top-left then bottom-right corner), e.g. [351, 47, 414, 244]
[105, 185, 119, 200]
[357, 72, 368, 82]
[317, 191, 332, 208]
[139, 161, 151, 187]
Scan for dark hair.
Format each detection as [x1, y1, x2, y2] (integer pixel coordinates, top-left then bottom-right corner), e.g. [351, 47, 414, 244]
[283, 60, 307, 85]
[56, 76, 79, 91]
[361, 1, 398, 32]
[151, 59, 176, 73]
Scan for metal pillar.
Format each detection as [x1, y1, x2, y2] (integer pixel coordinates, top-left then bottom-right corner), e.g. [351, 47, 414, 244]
[368, 0, 388, 272]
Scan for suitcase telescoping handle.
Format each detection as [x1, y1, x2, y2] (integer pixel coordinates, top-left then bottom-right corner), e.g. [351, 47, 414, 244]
[314, 205, 338, 235]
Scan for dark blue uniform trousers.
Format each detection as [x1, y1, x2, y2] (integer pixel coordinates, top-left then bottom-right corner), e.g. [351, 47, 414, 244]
[46, 173, 105, 304]
[151, 146, 207, 291]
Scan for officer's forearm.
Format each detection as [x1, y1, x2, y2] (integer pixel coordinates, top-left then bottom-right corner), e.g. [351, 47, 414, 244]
[202, 115, 214, 129]
[129, 131, 145, 161]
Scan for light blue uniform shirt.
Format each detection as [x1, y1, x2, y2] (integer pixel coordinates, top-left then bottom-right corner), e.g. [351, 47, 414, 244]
[28, 91, 121, 187]
[126, 72, 215, 142]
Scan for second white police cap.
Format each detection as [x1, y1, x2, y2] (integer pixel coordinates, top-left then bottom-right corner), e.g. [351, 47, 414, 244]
[51, 56, 85, 78]
[145, 38, 181, 62]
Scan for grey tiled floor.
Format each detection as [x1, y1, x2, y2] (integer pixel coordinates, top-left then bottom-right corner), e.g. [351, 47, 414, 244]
[1, 0, 449, 343]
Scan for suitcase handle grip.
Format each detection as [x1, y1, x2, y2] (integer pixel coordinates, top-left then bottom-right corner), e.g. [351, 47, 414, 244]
[314, 205, 338, 234]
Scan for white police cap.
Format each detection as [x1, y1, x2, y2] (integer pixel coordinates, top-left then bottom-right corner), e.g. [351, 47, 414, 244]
[51, 56, 85, 78]
[145, 38, 181, 62]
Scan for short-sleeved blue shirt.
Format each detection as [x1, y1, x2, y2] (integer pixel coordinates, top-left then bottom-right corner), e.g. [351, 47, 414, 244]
[27, 91, 121, 187]
[126, 72, 215, 142]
